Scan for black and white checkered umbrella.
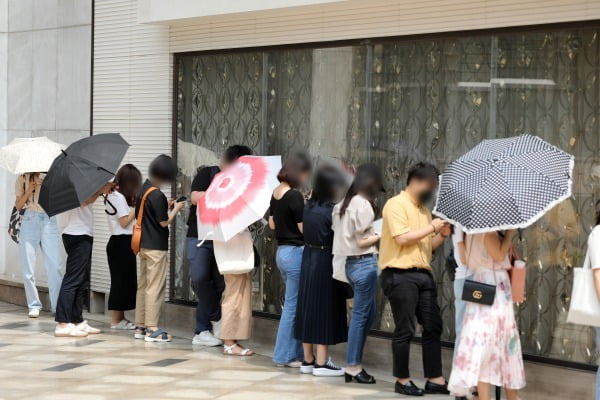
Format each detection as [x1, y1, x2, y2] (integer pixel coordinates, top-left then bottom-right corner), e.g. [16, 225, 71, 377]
[433, 134, 574, 233]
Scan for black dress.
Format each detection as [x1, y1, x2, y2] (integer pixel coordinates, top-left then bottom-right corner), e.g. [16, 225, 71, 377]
[295, 202, 348, 345]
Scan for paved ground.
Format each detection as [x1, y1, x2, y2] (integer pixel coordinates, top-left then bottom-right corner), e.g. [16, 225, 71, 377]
[0, 301, 453, 400]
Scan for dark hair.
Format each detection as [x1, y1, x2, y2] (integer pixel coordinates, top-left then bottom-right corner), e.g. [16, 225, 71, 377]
[149, 154, 177, 182]
[223, 145, 253, 164]
[406, 162, 440, 186]
[277, 153, 312, 188]
[340, 163, 383, 217]
[115, 164, 142, 207]
[596, 199, 600, 226]
[308, 165, 345, 207]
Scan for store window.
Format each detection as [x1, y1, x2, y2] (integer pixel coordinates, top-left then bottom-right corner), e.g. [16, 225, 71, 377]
[173, 27, 600, 366]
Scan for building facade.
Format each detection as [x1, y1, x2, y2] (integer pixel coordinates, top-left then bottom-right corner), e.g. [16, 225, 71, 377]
[1, 1, 600, 398]
[0, 0, 91, 299]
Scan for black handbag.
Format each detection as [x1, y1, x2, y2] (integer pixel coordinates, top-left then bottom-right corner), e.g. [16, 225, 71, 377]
[461, 279, 496, 305]
[460, 234, 497, 306]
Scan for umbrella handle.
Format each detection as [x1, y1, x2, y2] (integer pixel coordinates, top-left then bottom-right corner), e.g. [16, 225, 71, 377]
[197, 231, 214, 247]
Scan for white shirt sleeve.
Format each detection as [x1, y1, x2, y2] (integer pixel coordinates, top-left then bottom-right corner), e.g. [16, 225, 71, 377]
[589, 228, 600, 270]
[452, 229, 464, 246]
[111, 192, 131, 218]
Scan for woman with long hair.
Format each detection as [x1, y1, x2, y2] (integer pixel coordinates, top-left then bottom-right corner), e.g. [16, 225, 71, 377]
[270, 153, 312, 367]
[15, 172, 63, 318]
[105, 164, 142, 329]
[590, 200, 600, 400]
[332, 163, 384, 384]
[295, 165, 348, 377]
[448, 230, 525, 400]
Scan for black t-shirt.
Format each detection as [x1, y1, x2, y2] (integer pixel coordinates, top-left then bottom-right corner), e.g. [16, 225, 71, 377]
[186, 166, 220, 238]
[135, 179, 169, 251]
[270, 189, 305, 246]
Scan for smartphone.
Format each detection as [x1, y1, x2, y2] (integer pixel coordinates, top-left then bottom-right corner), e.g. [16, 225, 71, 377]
[176, 196, 187, 202]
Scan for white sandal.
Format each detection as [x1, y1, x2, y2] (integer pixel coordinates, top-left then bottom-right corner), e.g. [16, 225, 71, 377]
[223, 343, 254, 356]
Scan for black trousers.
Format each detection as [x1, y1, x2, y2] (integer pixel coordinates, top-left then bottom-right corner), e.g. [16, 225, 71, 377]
[106, 234, 137, 311]
[187, 238, 225, 334]
[55, 234, 93, 324]
[381, 268, 443, 379]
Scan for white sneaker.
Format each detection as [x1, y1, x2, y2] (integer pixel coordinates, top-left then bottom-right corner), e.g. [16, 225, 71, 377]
[28, 309, 40, 318]
[312, 358, 345, 377]
[111, 320, 136, 330]
[76, 320, 101, 335]
[211, 320, 221, 339]
[192, 330, 222, 346]
[55, 323, 88, 337]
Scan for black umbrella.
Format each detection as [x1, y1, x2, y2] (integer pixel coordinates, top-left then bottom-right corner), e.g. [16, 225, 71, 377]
[39, 134, 130, 217]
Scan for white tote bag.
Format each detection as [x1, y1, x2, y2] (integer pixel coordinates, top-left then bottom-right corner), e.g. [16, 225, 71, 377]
[213, 229, 254, 275]
[567, 241, 600, 327]
[332, 254, 349, 283]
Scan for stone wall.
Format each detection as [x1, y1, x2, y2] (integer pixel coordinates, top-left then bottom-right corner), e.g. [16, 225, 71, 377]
[0, 0, 92, 289]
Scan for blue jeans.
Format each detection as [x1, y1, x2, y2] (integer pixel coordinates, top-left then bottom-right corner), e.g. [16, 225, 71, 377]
[273, 245, 304, 364]
[19, 210, 62, 312]
[596, 327, 600, 400]
[187, 238, 224, 333]
[346, 254, 378, 365]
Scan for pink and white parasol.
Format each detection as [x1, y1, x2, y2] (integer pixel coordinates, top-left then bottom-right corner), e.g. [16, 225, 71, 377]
[197, 155, 281, 242]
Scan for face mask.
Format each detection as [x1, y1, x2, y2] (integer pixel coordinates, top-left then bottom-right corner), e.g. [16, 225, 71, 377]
[418, 190, 434, 204]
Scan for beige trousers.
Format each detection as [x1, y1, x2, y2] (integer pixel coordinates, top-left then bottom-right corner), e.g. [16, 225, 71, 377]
[135, 249, 168, 327]
[220, 272, 253, 340]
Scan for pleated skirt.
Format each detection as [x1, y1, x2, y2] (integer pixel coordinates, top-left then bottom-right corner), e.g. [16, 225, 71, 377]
[294, 247, 348, 345]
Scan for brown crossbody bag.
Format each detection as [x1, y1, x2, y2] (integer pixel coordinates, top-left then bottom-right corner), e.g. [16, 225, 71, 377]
[131, 186, 158, 255]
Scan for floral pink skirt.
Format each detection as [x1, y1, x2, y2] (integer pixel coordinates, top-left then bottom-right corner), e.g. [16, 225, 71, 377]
[448, 268, 526, 396]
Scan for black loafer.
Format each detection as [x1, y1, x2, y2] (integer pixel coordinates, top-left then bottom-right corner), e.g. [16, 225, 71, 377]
[395, 380, 425, 396]
[424, 380, 450, 395]
[344, 369, 376, 384]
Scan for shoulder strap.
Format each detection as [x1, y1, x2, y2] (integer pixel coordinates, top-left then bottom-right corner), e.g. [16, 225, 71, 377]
[135, 187, 159, 228]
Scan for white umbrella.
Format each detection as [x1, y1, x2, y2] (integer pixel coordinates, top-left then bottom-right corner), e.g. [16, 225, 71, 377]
[197, 155, 281, 242]
[0, 137, 64, 174]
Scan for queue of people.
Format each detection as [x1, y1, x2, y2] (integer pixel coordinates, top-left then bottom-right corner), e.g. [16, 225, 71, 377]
[13, 145, 543, 400]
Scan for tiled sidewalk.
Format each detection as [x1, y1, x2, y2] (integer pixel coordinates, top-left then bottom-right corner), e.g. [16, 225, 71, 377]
[0, 302, 452, 400]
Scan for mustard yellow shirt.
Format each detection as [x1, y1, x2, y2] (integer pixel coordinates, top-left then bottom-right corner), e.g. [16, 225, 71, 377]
[378, 191, 434, 270]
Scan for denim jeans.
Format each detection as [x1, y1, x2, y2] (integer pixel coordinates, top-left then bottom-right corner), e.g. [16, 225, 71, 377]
[273, 245, 304, 364]
[345, 254, 378, 365]
[187, 238, 224, 333]
[19, 210, 62, 312]
[596, 327, 600, 400]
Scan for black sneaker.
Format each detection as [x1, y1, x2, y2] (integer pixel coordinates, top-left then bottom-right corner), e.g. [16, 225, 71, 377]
[312, 358, 344, 377]
[300, 359, 315, 374]
[395, 380, 425, 396]
[424, 380, 450, 395]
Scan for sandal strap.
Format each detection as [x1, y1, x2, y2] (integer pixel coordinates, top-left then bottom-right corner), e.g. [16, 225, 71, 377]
[148, 328, 168, 339]
[223, 344, 237, 353]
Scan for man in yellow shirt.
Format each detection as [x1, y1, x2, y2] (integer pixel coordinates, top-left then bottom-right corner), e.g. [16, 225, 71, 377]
[379, 162, 450, 397]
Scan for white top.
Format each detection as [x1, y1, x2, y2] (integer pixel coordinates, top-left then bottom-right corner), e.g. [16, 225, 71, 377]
[105, 191, 134, 235]
[452, 229, 468, 279]
[63, 205, 94, 236]
[587, 226, 600, 270]
[332, 195, 378, 256]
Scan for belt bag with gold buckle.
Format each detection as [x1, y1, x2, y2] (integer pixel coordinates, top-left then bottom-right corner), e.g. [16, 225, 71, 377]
[462, 279, 496, 306]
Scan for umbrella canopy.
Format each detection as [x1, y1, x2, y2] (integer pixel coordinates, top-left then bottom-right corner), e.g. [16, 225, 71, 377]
[0, 136, 64, 174]
[433, 134, 574, 233]
[197, 155, 281, 242]
[39, 134, 129, 217]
